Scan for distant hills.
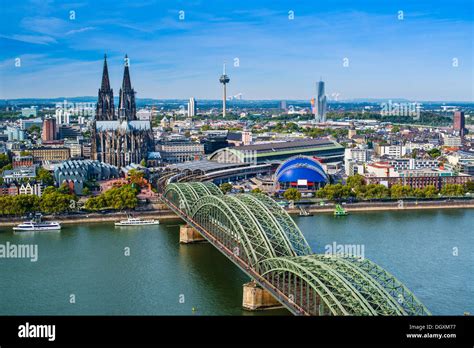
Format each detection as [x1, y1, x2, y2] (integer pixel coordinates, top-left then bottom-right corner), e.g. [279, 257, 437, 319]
[0, 97, 472, 107]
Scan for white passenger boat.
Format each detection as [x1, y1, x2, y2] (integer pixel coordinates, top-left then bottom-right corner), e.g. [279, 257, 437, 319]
[114, 216, 160, 227]
[298, 207, 314, 217]
[13, 221, 61, 232]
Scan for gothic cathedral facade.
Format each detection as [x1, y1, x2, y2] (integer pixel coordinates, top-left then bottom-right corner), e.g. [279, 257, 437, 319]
[91, 55, 153, 168]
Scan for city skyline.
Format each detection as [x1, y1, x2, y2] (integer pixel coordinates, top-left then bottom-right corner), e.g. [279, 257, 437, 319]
[0, 0, 472, 101]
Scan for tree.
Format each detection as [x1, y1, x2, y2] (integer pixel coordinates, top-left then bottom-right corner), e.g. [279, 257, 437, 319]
[285, 122, 300, 133]
[84, 185, 138, 211]
[16, 195, 41, 214]
[465, 181, 474, 193]
[440, 184, 465, 197]
[0, 164, 12, 172]
[128, 169, 144, 185]
[28, 125, 41, 134]
[0, 195, 41, 215]
[357, 184, 390, 200]
[106, 185, 138, 210]
[413, 188, 425, 198]
[0, 154, 10, 168]
[58, 182, 71, 194]
[40, 191, 76, 214]
[428, 148, 441, 159]
[219, 183, 233, 194]
[43, 186, 57, 195]
[346, 174, 365, 189]
[305, 128, 325, 139]
[140, 159, 147, 167]
[36, 167, 54, 186]
[251, 188, 263, 194]
[283, 188, 301, 201]
[422, 185, 438, 198]
[316, 184, 353, 200]
[390, 184, 414, 199]
[82, 187, 90, 196]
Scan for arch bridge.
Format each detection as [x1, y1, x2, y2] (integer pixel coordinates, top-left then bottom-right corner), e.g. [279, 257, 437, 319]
[162, 182, 430, 316]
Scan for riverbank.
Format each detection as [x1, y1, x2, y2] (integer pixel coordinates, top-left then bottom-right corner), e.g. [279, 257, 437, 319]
[1, 199, 473, 227]
[0, 210, 182, 227]
[287, 199, 474, 214]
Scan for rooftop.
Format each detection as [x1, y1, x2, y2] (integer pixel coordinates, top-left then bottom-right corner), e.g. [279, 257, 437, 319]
[95, 120, 151, 131]
[235, 138, 337, 152]
[167, 159, 249, 174]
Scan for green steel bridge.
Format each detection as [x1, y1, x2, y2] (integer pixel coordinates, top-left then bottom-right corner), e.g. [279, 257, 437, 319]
[162, 182, 431, 316]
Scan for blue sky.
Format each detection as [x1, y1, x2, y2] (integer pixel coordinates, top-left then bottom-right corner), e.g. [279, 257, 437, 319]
[0, 0, 473, 101]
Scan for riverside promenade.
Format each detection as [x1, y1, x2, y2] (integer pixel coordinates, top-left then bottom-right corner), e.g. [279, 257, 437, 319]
[287, 198, 474, 214]
[1, 198, 473, 227]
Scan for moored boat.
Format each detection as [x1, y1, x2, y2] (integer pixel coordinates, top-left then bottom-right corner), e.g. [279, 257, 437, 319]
[299, 207, 314, 217]
[13, 215, 61, 232]
[334, 204, 348, 216]
[114, 216, 160, 227]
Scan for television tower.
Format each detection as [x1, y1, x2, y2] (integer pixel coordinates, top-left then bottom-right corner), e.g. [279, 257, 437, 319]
[219, 63, 230, 117]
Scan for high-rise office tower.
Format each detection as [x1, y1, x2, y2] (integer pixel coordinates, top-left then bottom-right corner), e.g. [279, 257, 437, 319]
[453, 111, 466, 136]
[219, 63, 230, 117]
[188, 97, 196, 117]
[55, 108, 70, 125]
[42, 117, 57, 141]
[316, 80, 327, 123]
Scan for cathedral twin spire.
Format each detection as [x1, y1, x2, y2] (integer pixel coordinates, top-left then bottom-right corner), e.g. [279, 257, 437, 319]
[96, 54, 136, 121]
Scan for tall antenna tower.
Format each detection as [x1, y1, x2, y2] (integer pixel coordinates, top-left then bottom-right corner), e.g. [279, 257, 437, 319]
[219, 63, 230, 117]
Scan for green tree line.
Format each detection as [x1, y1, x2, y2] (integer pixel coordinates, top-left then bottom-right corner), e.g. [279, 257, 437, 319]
[84, 184, 139, 211]
[0, 186, 77, 215]
[314, 174, 471, 201]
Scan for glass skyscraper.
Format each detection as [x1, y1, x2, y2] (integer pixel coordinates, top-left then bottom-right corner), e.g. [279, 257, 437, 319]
[316, 80, 327, 123]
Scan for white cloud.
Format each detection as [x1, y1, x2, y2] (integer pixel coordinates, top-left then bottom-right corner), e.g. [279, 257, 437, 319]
[65, 26, 96, 35]
[0, 34, 57, 45]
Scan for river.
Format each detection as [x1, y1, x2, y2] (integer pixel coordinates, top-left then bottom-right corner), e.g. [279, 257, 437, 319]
[0, 209, 472, 315]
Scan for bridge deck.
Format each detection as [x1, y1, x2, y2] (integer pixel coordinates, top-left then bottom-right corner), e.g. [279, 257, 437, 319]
[161, 182, 431, 316]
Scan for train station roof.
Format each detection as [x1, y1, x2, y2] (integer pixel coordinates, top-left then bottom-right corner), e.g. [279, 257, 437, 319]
[167, 159, 249, 174]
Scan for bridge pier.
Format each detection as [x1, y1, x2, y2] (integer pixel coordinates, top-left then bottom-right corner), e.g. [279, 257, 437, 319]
[179, 224, 206, 244]
[242, 281, 282, 311]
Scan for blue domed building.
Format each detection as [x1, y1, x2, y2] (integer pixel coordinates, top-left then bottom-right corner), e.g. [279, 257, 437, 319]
[274, 155, 328, 193]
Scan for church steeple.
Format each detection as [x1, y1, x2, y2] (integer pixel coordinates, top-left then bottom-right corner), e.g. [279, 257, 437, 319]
[101, 54, 111, 90]
[96, 54, 114, 121]
[92, 54, 153, 169]
[118, 54, 136, 120]
[122, 54, 132, 90]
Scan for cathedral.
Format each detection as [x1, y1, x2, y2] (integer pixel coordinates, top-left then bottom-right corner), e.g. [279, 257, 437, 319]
[91, 55, 153, 168]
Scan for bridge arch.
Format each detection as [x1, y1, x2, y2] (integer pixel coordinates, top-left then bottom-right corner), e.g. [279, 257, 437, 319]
[251, 193, 312, 255]
[163, 182, 223, 215]
[161, 182, 431, 316]
[191, 194, 276, 269]
[258, 255, 430, 316]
